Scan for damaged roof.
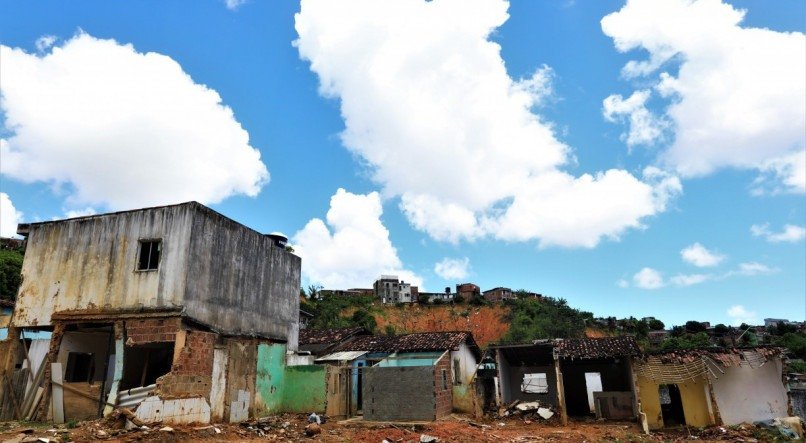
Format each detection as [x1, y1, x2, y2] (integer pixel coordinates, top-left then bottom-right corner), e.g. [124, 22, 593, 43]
[557, 336, 642, 359]
[334, 331, 480, 357]
[644, 346, 784, 366]
[298, 327, 369, 345]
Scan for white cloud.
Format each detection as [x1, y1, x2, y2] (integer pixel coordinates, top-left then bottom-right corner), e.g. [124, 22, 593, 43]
[633, 267, 664, 289]
[616, 278, 630, 288]
[602, 0, 806, 193]
[0, 193, 24, 238]
[295, 0, 680, 248]
[224, 0, 247, 10]
[602, 89, 667, 147]
[727, 305, 758, 326]
[735, 262, 777, 276]
[751, 223, 806, 243]
[35, 35, 57, 52]
[293, 188, 422, 289]
[434, 257, 470, 280]
[680, 242, 725, 267]
[63, 207, 97, 219]
[669, 273, 710, 287]
[0, 32, 268, 210]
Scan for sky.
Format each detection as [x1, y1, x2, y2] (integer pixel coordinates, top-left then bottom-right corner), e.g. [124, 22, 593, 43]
[1, 0, 804, 328]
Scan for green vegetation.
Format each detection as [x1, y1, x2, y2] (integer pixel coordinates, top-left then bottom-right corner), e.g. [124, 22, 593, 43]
[300, 286, 378, 332]
[0, 245, 24, 301]
[502, 297, 592, 343]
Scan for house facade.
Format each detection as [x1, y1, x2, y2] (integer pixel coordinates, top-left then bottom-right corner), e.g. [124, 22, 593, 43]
[0, 202, 301, 424]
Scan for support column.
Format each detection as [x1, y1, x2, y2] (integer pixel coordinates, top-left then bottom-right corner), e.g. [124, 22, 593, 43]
[554, 355, 568, 426]
[34, 323, 64, 421]
[103, 321, 125, 416]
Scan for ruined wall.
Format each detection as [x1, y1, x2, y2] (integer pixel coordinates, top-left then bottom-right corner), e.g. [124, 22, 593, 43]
[184, 207, 301, 345]
[13, 205, 194, 327]
[157, 330, 215, 399]
[225, 339, 257, 422]
[792, 389, 806, 422]
[255, 343, 285, 415]
[125, 318, 181, 345]
[434, 353, 453, 418]
[560, 358, 632, 416]
[504, 364, 558, 406]
[282, 365, 327, 413]
[363, 365, 437, 422]
[710, 359, 789, 425]
[636, 374, 714, 430]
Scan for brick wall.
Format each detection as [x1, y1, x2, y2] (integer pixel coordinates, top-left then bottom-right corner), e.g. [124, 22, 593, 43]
[156, 329, 216, 399]
[434, 353, 453, 418]
[363, 366, 437, 421]
[125, 317, 181, 345]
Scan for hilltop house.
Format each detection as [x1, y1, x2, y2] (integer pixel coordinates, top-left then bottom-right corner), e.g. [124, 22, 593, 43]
[0, 202, 301, 424]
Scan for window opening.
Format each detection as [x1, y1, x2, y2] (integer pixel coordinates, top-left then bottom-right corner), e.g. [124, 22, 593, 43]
[441, 369, 448, 390]
[453, 358, 462, 385]
[65, 352, 95, 383]
[521, 373, 548, 394]
[137, 240, 162, 271]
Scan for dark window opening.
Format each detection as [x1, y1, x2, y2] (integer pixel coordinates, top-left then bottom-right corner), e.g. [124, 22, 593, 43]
[137, 240, 162, 271]
[120, 342, 175, 389]
[65, 352, 95, 383]
[441, 369, 448, 390]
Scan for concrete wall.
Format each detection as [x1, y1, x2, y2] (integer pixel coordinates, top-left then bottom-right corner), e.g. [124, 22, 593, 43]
[184, 206, 301, 345]
[282, 365, 327, 413]
[363, 365, 438, 422]
[637, 374, 715, 430]
[13, 205, 194, 327]
[560, 359, 632, 417]
[792, 389, 806, 423]
[451, 344, 477, 413]
[711, 359, 789, 425]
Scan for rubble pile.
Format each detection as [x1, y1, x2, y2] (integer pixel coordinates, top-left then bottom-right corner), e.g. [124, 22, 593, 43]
[496, 400, 557, 423]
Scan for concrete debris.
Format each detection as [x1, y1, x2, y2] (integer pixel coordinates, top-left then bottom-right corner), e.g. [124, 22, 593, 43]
[515, 401, 540, 412]
[158, 426, 174, 432]
[419, 434, 438, 443]
[537, 408, 554, 420]
[308, 412, 322, 424]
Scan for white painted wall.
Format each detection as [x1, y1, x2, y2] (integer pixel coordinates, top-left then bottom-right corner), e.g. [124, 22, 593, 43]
[711, 358, 789, 425]
[209, 348, 229, 422]
[450, 343, 478, 385]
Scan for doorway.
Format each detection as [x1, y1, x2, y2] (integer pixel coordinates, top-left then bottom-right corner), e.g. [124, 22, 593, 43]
[584, 372, 603, 413]
[659, 384, 686, 426]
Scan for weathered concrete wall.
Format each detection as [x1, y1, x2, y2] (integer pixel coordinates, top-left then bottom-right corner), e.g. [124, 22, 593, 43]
[254, 343, 327, 415]
[560, 359, 632, 417]
[503, 364, 558, 406]
[13, 205, 195, 327]
[711, 359, 789, 425]
[363, 366, 437, 422]
[184, 206, 301, 345]
[792, 389, 806, 423]
[225, 339, 258, 421]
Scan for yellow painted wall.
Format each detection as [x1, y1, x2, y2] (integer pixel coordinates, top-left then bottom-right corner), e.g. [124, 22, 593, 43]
[636, 375, 714, 430]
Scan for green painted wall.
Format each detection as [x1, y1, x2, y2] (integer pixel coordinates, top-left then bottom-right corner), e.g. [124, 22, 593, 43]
[283, 365, 327, 413]
[255, 343, 327, 415]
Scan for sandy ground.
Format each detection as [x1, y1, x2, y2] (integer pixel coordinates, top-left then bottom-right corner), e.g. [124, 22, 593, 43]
[0, 413, 789, 442]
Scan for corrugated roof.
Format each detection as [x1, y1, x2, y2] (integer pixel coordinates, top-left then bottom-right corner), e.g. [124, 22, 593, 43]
[315, 351, 368, 362]
[556, 336, 642, 359]
[298, 327, 369, 345]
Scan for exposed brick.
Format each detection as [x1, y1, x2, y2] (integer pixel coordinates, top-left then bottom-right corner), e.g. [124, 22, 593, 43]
[125, 317, 181, 345]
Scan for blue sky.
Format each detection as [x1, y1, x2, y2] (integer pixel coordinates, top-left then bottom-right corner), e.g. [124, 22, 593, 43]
[1, 0, 804, 328]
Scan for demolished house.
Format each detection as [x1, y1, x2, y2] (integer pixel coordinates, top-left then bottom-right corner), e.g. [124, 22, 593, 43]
[313, 331, 481, 421]
[0, 202, 301, 424]
[490, 337, 642, 424]
[633, 347, 790, 430]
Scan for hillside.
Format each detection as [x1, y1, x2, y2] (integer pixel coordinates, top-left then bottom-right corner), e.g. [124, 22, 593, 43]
[373, 304, 511, 347]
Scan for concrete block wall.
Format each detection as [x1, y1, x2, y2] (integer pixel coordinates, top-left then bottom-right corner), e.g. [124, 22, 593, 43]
[125, 318, 181, 345]
[364, 366, 437, 421]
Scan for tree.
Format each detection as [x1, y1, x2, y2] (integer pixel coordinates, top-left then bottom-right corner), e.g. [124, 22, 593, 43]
[502, 297, 588, 343]
[648, 319, 665, 331]
[418, 294, 431, 304]
[351, 309, 377, 333]
[0, 248, 24, 301]
[453, 294, 465, 304]
[685, 321, 706, 333]
[306, 284, 323, 300]
[714, 324, 729, 334]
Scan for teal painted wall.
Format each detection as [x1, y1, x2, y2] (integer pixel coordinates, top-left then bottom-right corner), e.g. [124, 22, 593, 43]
[255, 343, 287, 415]
[255, 343, 327, 415]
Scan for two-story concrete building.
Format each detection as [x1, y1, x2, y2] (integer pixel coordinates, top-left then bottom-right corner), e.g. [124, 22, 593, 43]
[0, 202, 300, 424]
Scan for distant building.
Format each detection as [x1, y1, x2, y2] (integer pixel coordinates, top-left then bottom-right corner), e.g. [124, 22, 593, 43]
[419, 287, 454, 303]
[455, 283, 480, 300]
[319, 288, 374, 298]
[373, 275, 415, 304]
[482, 287, 513, 302]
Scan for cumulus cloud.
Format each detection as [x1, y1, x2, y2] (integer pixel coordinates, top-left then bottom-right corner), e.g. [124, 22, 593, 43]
[602, 0, 806, 193]
[680, 242, 725, 267]
[35, 35, 57, 52]
[602, 90, 668, 147]
[0, 32, 268, 210]
[293, 189, 422, 289]
[751, 223, 806, 243]
[434, 257, 471, 280]
[727, 305, 758, 326]
[295, 0, 680, 248]
[0, 193, 24, 238]
[632, 267, 664, 289]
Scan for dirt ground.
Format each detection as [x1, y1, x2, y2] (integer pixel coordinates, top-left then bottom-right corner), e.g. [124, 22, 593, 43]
[0, 413, 792, 442]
